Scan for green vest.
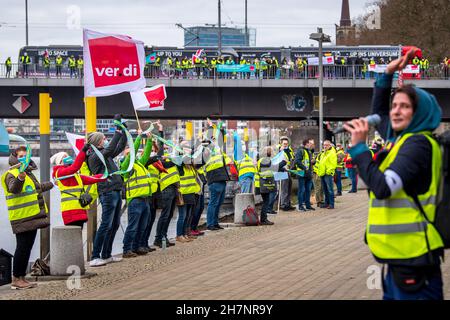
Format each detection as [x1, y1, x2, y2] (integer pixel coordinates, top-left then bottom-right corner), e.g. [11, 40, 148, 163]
[257, 158, 276, 193]
[56, 57, 63, 66]
[336, 149, 345, 169]
[56, 170, 85, 212]
[159, 160, 180, 191]
[237, 155, 256, 178]
[125, 162, 152, 202]
[179, 166, 200, 195]
[367, 132, 443, 263]
[1, 169, 44, 222]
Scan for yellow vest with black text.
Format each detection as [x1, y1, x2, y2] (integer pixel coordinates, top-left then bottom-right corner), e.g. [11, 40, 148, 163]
[159, 160, 180, 191]
[257, 157, 276, 192]
[56, 171, 85, 212]
[367, 132, 443, 263]
[125, 162, 152, 201]
[179, 166, 201, 195]
[147, 164, 160, 194]
[1, 169, 45, 222]
[236, 154, 256, 178]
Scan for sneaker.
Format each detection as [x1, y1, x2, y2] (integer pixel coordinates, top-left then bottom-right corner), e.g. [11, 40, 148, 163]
[319, 204, 329, 208]
[167, 241, 176, 247]
[214, 225, 224, 230]
[327, 206, 335, 209]
[153, 240, 162, 248]
[190, 230, 205, 236]
[136, 248, 149, 255]
[348, 190, 355, 193]
[89, 258, 107, 267]
[105, 256, 123, 263]
[287, 206, 296, 211]
[123, 251, 138, 258]
[305, 207, 316, 211]
[260, 220, 274, 225]
[176, 236, 189, 243]
[298, 206, 307, 212]
[207, 226, 220, 231]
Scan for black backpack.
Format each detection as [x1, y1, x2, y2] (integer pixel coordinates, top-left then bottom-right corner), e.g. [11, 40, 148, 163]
[413, 131, 450, 249]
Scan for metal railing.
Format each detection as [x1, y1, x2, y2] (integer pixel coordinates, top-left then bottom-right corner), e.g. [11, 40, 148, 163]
[1, 63, 449, 80]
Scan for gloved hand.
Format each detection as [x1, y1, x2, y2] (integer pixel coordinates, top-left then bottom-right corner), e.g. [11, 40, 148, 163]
[113, 114, 122, 122]
[82, 144, 90, 153]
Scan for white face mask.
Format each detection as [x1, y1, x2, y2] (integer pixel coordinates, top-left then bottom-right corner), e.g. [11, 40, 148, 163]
[150, 152, 157, 157]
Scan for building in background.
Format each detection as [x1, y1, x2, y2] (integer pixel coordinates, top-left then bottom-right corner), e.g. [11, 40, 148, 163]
[335, 0, 356, 45]
[184, 25, 256, 47]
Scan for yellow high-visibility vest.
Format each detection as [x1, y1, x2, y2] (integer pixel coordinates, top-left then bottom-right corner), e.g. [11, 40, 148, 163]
[236, 154, 256, 178]
[159, 160, 180, 191]
[125, 162, 152, 202]
[56, 171, 85, 212]
[147, 164, 160, 194]
[179, 166, 200, 195]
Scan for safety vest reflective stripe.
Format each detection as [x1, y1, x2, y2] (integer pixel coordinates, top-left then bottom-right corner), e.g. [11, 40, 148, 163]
[8, 200, 40, 211]
[150, 173, 159, 178]
[128, 183, 151, 191]
[125, 162, 151, 199]
[57, 172, 85, 211]
[239, 164, 255, 171]
[369, 222, 428, 235]
[160, 164, 180, 191]
[371, 196, 436, 209]
[61, 197, 78, 202]
[127, 175, 149, 184]
[160, 171, 178, 182]
[5, 190, 37, 199]
[205, 157, 223, 171]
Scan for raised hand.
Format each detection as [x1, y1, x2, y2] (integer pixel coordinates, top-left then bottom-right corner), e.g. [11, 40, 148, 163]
[386, 47, 419, 75]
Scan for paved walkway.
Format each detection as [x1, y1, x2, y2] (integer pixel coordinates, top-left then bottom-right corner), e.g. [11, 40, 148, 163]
[2, 191, 450, 300]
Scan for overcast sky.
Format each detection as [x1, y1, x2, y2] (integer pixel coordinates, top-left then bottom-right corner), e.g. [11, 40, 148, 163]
[1, 0, 371, 61]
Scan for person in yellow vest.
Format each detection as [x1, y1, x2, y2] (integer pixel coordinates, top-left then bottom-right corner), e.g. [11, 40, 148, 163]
[443, 56, 449, 80]
[20, 52, 31, 78]
[256, 146, 276, 224]
[1, 146, 54, 290]
[317, 140, 337, 209]
[210, 57, 217, 78]
[294, 138, 315, 211]
[120, 131, 154, 257]
[5, 57, 12, 78]
[343, 50, 445, 300]
[51, 147, 105, 228]
[55, 55, 63, 79]
[278, 136, 296, 211]
[236, 153, 256, 193]
[43, 55, 50, 78]
[68, 55, 76, 78]
[152, 123, 179, 248]
[335, 143, 345, 196]
[175, 141, 201, 242]
[312, 149, 325, 207]
[77, 56, 84, 78]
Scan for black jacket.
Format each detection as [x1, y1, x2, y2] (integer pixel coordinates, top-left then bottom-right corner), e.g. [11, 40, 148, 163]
[294, 147, 313, 179]
[86, 130, 127, 194]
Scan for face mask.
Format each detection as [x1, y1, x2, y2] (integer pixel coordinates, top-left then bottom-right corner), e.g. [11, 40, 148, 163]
[103, 139, 109, 148]
[63, 156, 74, 166]
[18, 156, 27, 165]
[150, 152, 157, 157]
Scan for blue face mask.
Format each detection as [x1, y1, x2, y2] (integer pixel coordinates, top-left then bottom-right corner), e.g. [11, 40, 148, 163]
[103, 139, 109, 148]
[63, 156, 74, 166]
[18, 156, 27, 165]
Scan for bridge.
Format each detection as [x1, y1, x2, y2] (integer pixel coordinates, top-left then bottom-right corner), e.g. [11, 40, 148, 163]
[1, 73, 449, 120]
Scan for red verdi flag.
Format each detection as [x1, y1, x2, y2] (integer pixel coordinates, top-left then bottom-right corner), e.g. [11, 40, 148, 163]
[130, 84, 167, 111]
[83, 29, 146, 97]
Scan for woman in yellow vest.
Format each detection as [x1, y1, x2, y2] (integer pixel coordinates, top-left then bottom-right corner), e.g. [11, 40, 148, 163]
[343, 49, 445, 300]
[256, 146, 276, 224]
[176, 141, 201, 242]
[1, 146, 54, 290]
[120, 131, 153, 257]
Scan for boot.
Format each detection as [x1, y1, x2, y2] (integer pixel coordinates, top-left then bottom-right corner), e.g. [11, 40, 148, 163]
[11, 276, 34, 290]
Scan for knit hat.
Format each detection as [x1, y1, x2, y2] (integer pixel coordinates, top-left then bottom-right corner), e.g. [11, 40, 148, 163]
[87, 132, 105, 148]
[50, 152, 68, 165]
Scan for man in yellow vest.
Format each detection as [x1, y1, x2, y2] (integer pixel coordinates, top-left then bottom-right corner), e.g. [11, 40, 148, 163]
[20, 52, 31, 78]
[294, 138, 315, 211]
[317, 140, 337, 209]
[120, 131, 153, 257]
[1, 146, 54, 289]
[77, 56, 84, 78]
[55, 55, 63, 78]
[278, 136, 296, 211]
[68, 55, 76, 78]
[335, 143, 346, 196]
[5, 57, 12, 78]
[255, 146, 275, 224]
[236, 153, 256, 193]
[343, 50, 445, 300]
[43, 55, 50, 78]
[312, 149, 325, 207]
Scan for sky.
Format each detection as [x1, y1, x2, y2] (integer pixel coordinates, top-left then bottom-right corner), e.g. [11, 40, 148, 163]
[0, 0, 371, 61]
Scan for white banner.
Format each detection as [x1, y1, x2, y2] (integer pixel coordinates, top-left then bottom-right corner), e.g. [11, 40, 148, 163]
[368, 64, 388, 73]
[403, 64, 421, 74]
[83, 29, 146, 97]
[307, 56, 335, 66]
[130, 84, 167, 111]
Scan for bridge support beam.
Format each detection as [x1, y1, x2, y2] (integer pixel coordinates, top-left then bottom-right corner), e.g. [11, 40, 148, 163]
[85, 97, 97, 262]
[39, 93, 52, 259]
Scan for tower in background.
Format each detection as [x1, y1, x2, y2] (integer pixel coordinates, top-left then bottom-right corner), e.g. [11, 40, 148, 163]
[335, 0, 356, 45]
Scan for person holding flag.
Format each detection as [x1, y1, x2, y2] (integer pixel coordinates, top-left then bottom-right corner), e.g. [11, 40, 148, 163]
[86, 114, 128, 267]
[51, 146, 106, 228]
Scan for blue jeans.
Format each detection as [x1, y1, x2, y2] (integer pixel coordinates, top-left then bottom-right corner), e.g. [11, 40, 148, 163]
[155, 186, 177, 242]
[207, 182, 226, 228]
[321, 175, 334, 207]
[335, 170, 342, 194]
[297, 177, 313, 208]
[239, 176, 253, 193]
[141, 196, 157, 248]
[383, 266, 443, 300]
[177, 204, 194, 236]
[123, 198, 150, 252]
[191, 193, 204, 230]
[347, 168, 358, 192]
[92, 190, 122, 260]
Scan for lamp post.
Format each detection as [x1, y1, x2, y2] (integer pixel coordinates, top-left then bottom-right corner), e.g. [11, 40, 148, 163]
[218, 0, 222, 57]
[309, 28, 331, 151]
[25, 0, 29, 46]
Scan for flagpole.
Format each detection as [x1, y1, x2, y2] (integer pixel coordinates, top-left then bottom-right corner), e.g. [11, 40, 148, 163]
[277, 180, 282, 214]
[134, 108, 143, 131]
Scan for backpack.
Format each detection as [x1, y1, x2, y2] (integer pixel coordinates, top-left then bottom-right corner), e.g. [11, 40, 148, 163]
[242, 206, 259, 226]
[413, 131, 450, 249]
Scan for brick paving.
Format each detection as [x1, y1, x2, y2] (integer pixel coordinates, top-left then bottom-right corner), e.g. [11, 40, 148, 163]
[74, 192, 450, 300]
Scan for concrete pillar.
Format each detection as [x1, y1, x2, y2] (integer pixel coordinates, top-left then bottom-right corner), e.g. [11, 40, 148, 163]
[234, 193, 256, 224]
[50, 226, 85, 276]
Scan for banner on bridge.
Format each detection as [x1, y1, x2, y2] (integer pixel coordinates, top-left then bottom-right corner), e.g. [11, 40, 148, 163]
[83, 29, 146, 97]
[307, 56, 335, 66]
[216, 64, 257, 73]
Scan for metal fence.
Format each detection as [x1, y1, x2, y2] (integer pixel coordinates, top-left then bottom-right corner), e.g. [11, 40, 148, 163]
[1, 63, 449, 80]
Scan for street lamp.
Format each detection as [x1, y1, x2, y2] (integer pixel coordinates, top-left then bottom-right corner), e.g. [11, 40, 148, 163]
[309, 27, 331, 151]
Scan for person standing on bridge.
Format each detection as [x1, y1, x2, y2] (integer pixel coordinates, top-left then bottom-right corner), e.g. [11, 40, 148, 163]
[77, 56, 84, 78]
[344, 49, 445, 300]
[86, 114, 128, 267]
[20, 53, 31, 78]
[1, 146, 54, 290]
[55, 55, 63, 79]
[5, 57, 12, 78]
[68, 55, 77, 78]
[51, 147, 106, 229]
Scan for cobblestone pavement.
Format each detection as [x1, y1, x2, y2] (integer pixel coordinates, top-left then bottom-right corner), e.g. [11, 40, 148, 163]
[2, 191, 449, 300]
